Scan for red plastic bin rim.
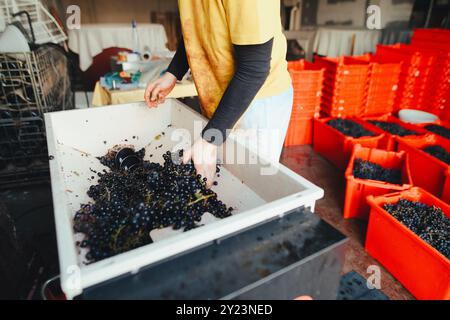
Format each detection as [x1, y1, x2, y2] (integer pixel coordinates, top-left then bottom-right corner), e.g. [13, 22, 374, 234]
[396, 134, 450, 168]
[345, 144, 413, 189]
[315, 117, 385, 141]
[288, 59, 326, 72]
[361, 115, 429, 138]
[321, 105, 365, 112]
[315, 56, 371, 67]
[376, 44, 444, 57]
[365, 101, 395, 107]
[320, 105, 363, 113]
[321, 106, 364, 112]
[366, 85, 398, 92]
[415, 119, 450, 130]
[366, 187, 450, 265]
[322, 92, 367, 100]
[323, 71, 369, 79]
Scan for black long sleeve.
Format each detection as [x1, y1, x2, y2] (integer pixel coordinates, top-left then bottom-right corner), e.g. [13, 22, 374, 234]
[167, 39, 190, 80]
[202, 38, 273, 145]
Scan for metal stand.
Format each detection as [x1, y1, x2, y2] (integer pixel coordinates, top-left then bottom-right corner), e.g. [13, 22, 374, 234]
[0, 45, 74, 188]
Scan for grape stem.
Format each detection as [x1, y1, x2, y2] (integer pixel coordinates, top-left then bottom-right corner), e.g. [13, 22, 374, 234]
[188, 194, 215, 206]
[112, 225, 126, 251]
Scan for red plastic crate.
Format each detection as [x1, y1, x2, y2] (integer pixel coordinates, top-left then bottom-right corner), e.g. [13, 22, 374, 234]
[366, 70, 400, 115]
[321, 106, 363, 119]
[344, 145, 413, 220]
[291, 99, 321, 117]
[288, 60, 324, 85]
[408, 51, 448, 114]
[366, 187, 450, 300]
[442, 107, 450, 122]
[313, 117, 384, 170]
[352, 55, 401, 116]
[284, 115, 314, 147]
[315, 56, 369, 72]
[362, 115, 428, 151]
[288, 60, 324, 118]
[374, 44, 444, 112]
[316, 57, 370, 117]
[415, 120, 450, 141]
[443, 170, 450, 204]
[396, 134, 450, 197]
[411, 29, 450, 51]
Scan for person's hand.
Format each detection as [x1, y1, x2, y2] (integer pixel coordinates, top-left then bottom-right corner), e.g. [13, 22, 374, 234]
[144, 72, 177, 108]
[183, 138, 218, 188]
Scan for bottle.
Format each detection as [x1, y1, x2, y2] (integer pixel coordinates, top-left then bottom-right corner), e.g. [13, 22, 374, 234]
[131, 20, 141, 55]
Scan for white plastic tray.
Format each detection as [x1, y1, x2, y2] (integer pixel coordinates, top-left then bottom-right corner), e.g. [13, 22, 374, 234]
[45, 100, 324, 299]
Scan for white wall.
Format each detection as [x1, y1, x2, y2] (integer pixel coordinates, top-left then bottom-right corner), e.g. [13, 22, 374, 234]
[371, 0, 414, 28]
[317, 0, 367, 27]
[317, 0, 414, 28]
[58, 0, 179, 23]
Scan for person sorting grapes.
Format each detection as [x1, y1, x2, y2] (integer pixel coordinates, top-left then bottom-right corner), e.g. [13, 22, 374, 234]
[145, 0, 293, 187]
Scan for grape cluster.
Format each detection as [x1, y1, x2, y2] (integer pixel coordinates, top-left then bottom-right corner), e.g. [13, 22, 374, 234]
[424, 124, 450, 140]
[384, 199, 450, 259]
[74, 148, 233, 263]
[368, 120, 418, 137]
[353, 159, 402, 185]
[422, 145, 450, 165]
[327, 119, 375, 138]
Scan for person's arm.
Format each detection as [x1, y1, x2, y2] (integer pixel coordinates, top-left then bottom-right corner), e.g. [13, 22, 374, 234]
[202, 38, 273, 145]
[166, 39, 189, 81]
[183, 0, 279, 187]
[144, 39, 189, 107]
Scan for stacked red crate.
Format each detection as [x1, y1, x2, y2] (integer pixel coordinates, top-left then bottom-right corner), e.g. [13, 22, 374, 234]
[374, 44, 440, 113]
[284, 60, 325, 146]
[353, 54, 401, 116]
[315, 56, 370, 118]
[410, 29, 450, 119]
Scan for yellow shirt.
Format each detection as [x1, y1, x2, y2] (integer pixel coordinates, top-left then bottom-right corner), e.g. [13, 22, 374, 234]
[178, 0, 292, 118]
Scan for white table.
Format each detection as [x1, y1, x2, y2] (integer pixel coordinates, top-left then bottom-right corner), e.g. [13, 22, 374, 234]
[91, 79, 197, 107]
[313, 26, 382, 57]
[68, 23, 169, 71]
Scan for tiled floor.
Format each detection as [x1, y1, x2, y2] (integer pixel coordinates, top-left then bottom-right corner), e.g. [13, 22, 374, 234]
[281, 145, 414, 300]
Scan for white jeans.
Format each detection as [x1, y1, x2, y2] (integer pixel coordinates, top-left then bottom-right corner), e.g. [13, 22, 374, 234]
[230, 86, 294, 164]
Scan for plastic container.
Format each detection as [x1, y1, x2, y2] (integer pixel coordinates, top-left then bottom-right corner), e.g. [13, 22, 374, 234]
[415, 120, 450, 140]
[284, 60, 324, 146]
[365, 187, 450, 300]
[284, 115, 315, 147]
[288, 60, 324, 118]
[344, 145, 413, 220]
[396, 134, 450, 197]
[365, 64, 401, 116]
[411, 29, 450, 51]
[45, 100, 324, 299]
[313, 117, 384, 170]
[403, 35, 450, 116]
[351, 54, 401, 116]
[315, 57, 370, 117]
[443, 169, 450, 204]
[398, 109, 439, 124]
[374, 44, 442, 113]
[362, 114, 428, 151]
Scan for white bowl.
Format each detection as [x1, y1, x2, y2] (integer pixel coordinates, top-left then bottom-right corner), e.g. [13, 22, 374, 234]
[398, 109, 439, 124]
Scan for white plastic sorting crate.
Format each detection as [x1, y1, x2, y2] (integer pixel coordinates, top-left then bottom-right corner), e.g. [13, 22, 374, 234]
[45, 100, 324, 299]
